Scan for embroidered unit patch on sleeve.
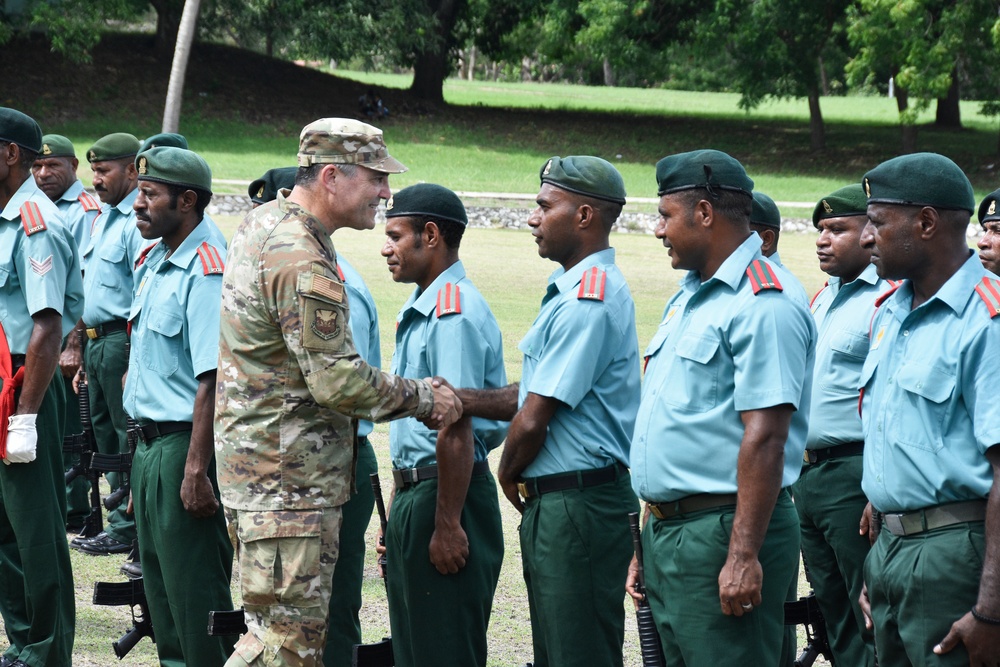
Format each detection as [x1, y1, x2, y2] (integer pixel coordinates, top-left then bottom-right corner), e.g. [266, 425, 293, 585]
[974, 276, 1000, 318]
[745, 260, 783, 294]
[196, 242, 225, 275]
[19, 202, 47, 235]
[436, 282, 462, 317]
[577, 267, 606, 301]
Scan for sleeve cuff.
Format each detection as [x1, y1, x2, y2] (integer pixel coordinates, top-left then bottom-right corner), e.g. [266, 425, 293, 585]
[413, 379, 435, 420]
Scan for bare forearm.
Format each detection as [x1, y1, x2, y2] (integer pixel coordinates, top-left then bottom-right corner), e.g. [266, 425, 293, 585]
[435, 416, 473, 527]
[185, 374, 217, 476]
[730, 409, 790, 559]
[455, 383, 519, 421]
[16, 311, 62, 414]
[498, 409, 547, 483]
[975, 446, 1000, 615]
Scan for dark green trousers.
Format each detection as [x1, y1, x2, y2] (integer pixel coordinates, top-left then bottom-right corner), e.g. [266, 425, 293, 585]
[84, 330, 134, 543]
[643, 489, 800, 667]
[386, 471, 503, 667]
[520, 472, 638, 667]
[324, 437, 376, 667]
[0, 375, 75, 667]
[62, 374, 89, 527]
[792, 456, 875, 667]
[864, 521, 984, 667]
[132, 430, 235, 667]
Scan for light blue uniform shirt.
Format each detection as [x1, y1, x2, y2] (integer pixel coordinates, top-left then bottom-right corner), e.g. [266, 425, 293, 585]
[53, 180, 99, 254]
[82, 188, 147, 325]
[518, 248, 640, 477]
[631, 234, 815, 502]
[860, 253, 1000, 512]
[0, 178, 84, 353]
[807, 264, 893, 449]
[770, 250, 810, 308]
[338, 255, 380, 439]
[124, 221, 224, 423]
[389, 261, 507, 469]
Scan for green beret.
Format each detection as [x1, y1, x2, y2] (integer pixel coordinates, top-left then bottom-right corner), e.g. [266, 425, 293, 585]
[139, 132, 188, 154]
[977, 188, 1000, 224]
[136, 146, 213, 193]
[750, 192, 781, 229]
[862, 152, 974, 213]
[385, 183, 467, 227]
[87, 133, 140, 163]
[539, 155, 626, 205]
[249, 167, 297, 204]
[0, 107, 42, 153]
[39, 134, 76, 159]
[656, 149, 754, 197]
[812, 184, 868, 227]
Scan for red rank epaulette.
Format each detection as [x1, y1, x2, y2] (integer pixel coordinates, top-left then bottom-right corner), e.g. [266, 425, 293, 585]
[19, 202, 47, 235]
[745, 259, 783, 294]
[336, 262, 345, 281]
[77, 191, 100, 212]
[874, 282, 903, 308]
[974, 276, 1000, 318]
[809, 281, 829, 309]
[134, 242, 158, 270]
[577, 266, 606, 301]
[196, 242, 225, 275]
[435, 282, 462, 317]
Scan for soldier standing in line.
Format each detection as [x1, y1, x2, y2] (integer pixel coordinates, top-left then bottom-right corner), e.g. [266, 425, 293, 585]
[0, 107, 83, 667]
[749, 190, 809, 306]
[216, 118, 461, 667]
[627, 149, 815, 666]
[976, 188, 1000, 275]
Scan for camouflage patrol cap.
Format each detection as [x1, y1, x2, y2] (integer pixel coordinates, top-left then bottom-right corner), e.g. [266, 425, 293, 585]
[136, 146, 213, 194]
[139, 132, 188, 154]
[655, 149, 754, 197]
[88, 133, 140, 163]
[750, 191, 781, 229]
[297, 118, 406, 173]
[862, 153, 974, 213]
[385, 183, 468, 227]
[539, 156, 627, 205]
[40, 134, 76, 159]
[0, 108, 42, 153]
[812, 184, 868, 228]
[249, 167, 297, 204]
[977, 188, 1000, 224]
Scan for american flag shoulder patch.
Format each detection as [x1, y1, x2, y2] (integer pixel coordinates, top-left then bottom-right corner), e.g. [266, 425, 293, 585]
[436, 282, 462, 317]
[309, 273, 344, 303]
[577, 267, 606, 301]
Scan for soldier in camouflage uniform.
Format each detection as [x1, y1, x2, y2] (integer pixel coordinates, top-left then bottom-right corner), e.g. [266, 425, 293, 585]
[216, 118, 462, 667]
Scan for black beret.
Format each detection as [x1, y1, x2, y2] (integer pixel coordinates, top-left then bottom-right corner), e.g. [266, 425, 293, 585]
[539, 155, 627, 205]
[0, 107, 42, 153]
[40, 134, 76, 159]
[88, 133, 140, 163]
[656, 149, 754, 197]
[249, 167, 297, 204]
[136, 147, 213, 193]
[385, 183, 467, 227]
[812, 184, 868, 227]
[139, 132, 188, 154]
[750, 192, 781, 229]
[977, 188, 1000, 224]
[863, 153, 975, 213]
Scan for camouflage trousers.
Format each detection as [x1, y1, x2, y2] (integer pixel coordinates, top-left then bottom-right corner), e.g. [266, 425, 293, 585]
[224, 506, 342, 667]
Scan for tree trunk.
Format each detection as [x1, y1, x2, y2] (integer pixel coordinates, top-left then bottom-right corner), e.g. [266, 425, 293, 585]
[603, 57, 615, 87]
[895, 88, 918, 154]
[808, 90, 825, 151]
[162, 0, 202, 133]
[407, 0, 460, 104]
[934, 71, 961, 128]
[151, 0, 184, 54]
[818, 55, 829, 96]
[467, 45, 476, 81]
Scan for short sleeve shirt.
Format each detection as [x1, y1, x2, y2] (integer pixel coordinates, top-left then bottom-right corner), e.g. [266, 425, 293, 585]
[82, 188, 147, 325]
[338, 255, 381, 439]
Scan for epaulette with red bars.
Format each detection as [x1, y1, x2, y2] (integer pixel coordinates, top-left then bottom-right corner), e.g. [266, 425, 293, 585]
[436, 282, 462, 317]
[745, 259, 783, 294]
[19, 202, 47, 235]
[974, 276, 1000, 318]
[196, 242, 225, 275]
[809, 281, 829, 309]
[874, 281, 903, 308]
[578, 266, 606, 301]
[134, 242, 159, 270]
[77, 191, 100, 212]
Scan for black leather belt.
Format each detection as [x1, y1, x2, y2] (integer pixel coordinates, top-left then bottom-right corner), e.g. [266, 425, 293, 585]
[881, 500, 987, 537]
[393, 460, 490, 490]
[803, 441, 864, 465]
[85, 319, 128, 340]
[136, 421, 193, 443]
[648, 493, 738, 520]
[517, 462, 627, 500]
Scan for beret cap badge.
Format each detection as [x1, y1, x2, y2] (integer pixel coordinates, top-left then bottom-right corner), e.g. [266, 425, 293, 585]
[822, 200, 832, 213]
[42, 144, 51, 155]
[386, 196, 394, 210]
[864, 178, 871, 198]
[138, 156, 148, 175]
[990, 201, 996, 216]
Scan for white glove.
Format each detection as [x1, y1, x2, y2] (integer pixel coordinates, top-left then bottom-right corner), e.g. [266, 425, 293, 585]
[5, 414, 38, 464]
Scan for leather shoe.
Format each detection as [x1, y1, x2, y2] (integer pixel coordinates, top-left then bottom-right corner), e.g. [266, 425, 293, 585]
[0, 654, 14, 667]
[76, 532, 131, 555]
[69, 531, 102, 550]
[120, 560, 142, 580]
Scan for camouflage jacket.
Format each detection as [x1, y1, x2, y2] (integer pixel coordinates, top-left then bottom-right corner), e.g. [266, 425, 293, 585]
[215, 192, 433, 510]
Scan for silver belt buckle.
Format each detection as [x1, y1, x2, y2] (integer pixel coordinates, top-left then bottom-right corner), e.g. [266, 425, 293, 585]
[882, 513, 906, 536]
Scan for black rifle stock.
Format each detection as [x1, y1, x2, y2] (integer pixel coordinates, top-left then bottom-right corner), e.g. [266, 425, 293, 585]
[784, 556, 833, 667]
[93, 578, 154, 659]
[371, 472, 389, 584]
[628, 511, 666, 667]
[65, 328, 103, 538]
[353, 472, 395, 667]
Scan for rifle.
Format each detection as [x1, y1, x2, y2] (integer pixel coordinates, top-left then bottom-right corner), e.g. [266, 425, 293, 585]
[783, 557, 833, 667]
[95, 339, 137, 511]
[628, 511, 666, 667]
[350, 472, 394, 667]
[92, 578, 155, 658]
[64, 328, 103, 538]
[371, 472, 389, 583]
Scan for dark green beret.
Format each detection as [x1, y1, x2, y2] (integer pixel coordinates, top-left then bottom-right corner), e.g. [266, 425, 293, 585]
[136, 146, 213, 193]
[40, 134, 76, 159]
[385, 183, 467, 227]
[249, 167, 297, 204]
[750, 192, 781, 229]
[0, 107, 42, 153]
[977, 188, 1000, 224]
[87, 133, 140, 163]
[539, 155, 626, 205]
[862, 152, 974, 213]
[656, 149, 754, 197]
[139, 132, 188, 154]
[812, 184, 868, 227]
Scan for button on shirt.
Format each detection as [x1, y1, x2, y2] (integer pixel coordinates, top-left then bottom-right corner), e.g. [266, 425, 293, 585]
[82, 188, 146, 325]
[631, 234, 815, 502]
[338, 255, 380, 440]
[860, 253, 1000, 512]
[390, 261, 507, 469]
[54, 180, 98, 254]
[124, 222, 224, 423]
[806, 264, 893, 449]
[518, 248, 640, 477]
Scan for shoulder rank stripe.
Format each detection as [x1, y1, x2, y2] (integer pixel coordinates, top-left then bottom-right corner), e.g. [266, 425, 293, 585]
[975, 276, 1000, 318]
[436, 282, 462, 317]
[196, 242, 225, 275]
[77, 191, 100, 212]
[874, 282, 902, 308]
[134, 242, 158, 269]
[746, 259, 783, 294]
[19, 201, 46, 235]
[336, 262, 345, 281]
[577, 266, 607, 301]
[809, 281, 829, 309]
